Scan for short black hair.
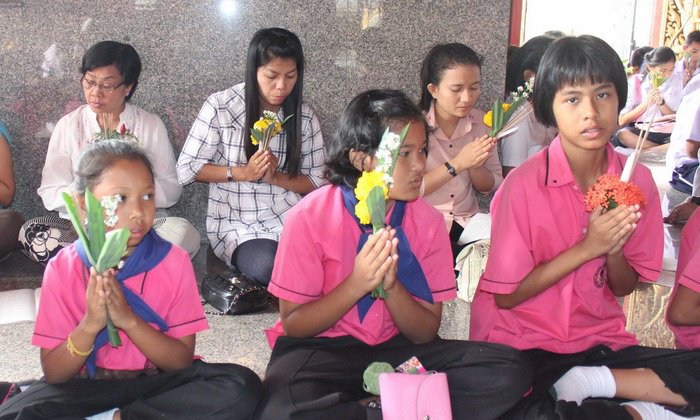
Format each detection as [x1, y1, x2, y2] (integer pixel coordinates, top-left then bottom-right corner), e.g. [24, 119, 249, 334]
[81, 41, 142, 101]
[686, 30, 700, 45]
[324, 90, 426, 188]
[532, 35, 627, 127]
[505, 35, 556, 94]
[629, 46, 653, 69]
[419, 43, 483, 111]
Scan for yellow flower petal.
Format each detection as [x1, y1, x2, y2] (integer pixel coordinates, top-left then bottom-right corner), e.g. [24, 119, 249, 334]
[254, 119, 269, 131]
[483, 111, 493, 127]
[355, 200, 371, 224]
[355, 171, 387, 201]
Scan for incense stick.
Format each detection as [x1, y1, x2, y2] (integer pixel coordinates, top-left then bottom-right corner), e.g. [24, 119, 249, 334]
[620, 103, 660, 182]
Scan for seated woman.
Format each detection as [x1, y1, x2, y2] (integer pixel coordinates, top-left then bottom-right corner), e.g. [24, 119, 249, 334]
[667, 205, 700, 350]
[176, 28, 325, 287]
[0, 121, 24, 261]
[471, 35, 700, 419]
[418, 43, 503, 260]
[500, 35, 559, 177]
[20, 40, 199, 264]
[664, 87, 700, 224]
[614, 46, 678, 149]
[256, 89, 532, 420]
[627, 46, 653, 77]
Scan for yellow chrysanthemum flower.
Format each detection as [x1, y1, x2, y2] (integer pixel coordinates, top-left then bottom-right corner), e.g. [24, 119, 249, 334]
[355, 171, 388, 201]
[483, 110, 493, 127]
[272, 121, 283, 137]
[354, 199, 371, 224]
[502, 103, 511, 112]
[254, 119, 270, 131]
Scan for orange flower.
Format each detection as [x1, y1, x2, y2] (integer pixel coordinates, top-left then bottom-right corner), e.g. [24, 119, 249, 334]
[584, 174, 646, 212]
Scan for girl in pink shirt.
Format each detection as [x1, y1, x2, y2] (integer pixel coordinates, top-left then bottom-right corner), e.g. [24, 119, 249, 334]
[667, 207, 700, 349]
[418, 43, 503, 259]
[471, 35, 700, 419]
[257, 90, 531, 420]
[0, 140, 261, 419]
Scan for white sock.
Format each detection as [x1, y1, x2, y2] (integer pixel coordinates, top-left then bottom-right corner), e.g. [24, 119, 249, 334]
[85, 408, 118, 420]
[622, 401, 700, 420]
[553, 366, 616, 405]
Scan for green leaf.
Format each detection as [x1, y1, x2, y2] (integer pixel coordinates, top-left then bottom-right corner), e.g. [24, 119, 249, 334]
[62, 191, 127, 348]
[489, 100, 501, 137]
[366, 186, 386, 233]
[281, 114, 294, 124]
[371, 284, 386, 299]
[61, 192, 95, 266]
[95, 228, 130, 272]
[85, 190, 106, 260]
[106, 312, 122, 347]
[251, 129, 264, 143]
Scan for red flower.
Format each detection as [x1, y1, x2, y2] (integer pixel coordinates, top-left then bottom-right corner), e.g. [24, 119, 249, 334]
[119, 123, 126, 136]
[584, 174, 646, 212]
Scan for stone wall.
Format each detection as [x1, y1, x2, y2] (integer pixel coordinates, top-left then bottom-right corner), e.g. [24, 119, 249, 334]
[0, 0, 510, 234]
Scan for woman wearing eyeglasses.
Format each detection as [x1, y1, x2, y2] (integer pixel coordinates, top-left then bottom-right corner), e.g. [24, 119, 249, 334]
[19, 40, 200, 264]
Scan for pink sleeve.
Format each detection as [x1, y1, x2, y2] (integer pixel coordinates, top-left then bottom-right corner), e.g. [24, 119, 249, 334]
[625, 165, 663, 283]
[406, 201, 457, 301]
[160, 247, 209, 337]
[268, 204, 326, 303]
[480, 176, 534, 294]
[677, 212, 700, 292]
[32, 247, 87, 349]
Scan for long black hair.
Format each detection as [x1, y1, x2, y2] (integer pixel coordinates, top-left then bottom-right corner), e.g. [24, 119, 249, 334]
[418, 43, 483, 112]
[243, 28, 305, 175]
[324, 89, 426, 188]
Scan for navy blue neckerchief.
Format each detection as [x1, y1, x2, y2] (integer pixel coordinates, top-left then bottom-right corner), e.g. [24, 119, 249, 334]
[75, 229, 171, 377]
[340, 185, 433, 322]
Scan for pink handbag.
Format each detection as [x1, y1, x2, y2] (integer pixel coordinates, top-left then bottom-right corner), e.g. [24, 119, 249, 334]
[378, 372, 453, 420]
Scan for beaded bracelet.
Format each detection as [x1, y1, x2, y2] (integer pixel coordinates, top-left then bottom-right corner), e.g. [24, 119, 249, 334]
[66, 334, 93, 357]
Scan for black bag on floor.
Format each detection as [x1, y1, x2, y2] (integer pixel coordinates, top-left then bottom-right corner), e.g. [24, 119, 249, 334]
[201, 273, 271, 315]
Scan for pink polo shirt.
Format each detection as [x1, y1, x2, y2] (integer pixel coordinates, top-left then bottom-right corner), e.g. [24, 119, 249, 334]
[423, 103, 503, 231]
[470, 137, 663, 353]
[667, 209, 700, 349]
[33, 244, 208, 371]
[266, 185, 457, 348]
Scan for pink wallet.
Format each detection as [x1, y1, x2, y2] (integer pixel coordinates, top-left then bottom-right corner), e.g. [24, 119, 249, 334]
[378, 372, 453, 420]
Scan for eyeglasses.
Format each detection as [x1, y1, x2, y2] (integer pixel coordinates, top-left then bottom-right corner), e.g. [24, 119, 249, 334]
[81, 76, 124, 94]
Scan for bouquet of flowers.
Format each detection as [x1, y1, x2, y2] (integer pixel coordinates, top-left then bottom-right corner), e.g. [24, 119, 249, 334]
[483, 77, 534, 138]
[93, 113, 138, 143]
[250, 110, 293, 151]
[62, 190, 131, 347]
[584, 174, 646, 212]
[649, 69, 668, 90]
[354, 124, 410, 298]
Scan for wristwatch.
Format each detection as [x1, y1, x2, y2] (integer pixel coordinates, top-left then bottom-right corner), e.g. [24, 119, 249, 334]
[444, 161, 458, 177]
[226, 167, 233, 182]
[691, 196, 700, 205]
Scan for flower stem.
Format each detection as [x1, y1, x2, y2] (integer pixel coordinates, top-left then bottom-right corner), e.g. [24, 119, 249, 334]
[105, 307, 121, 347]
